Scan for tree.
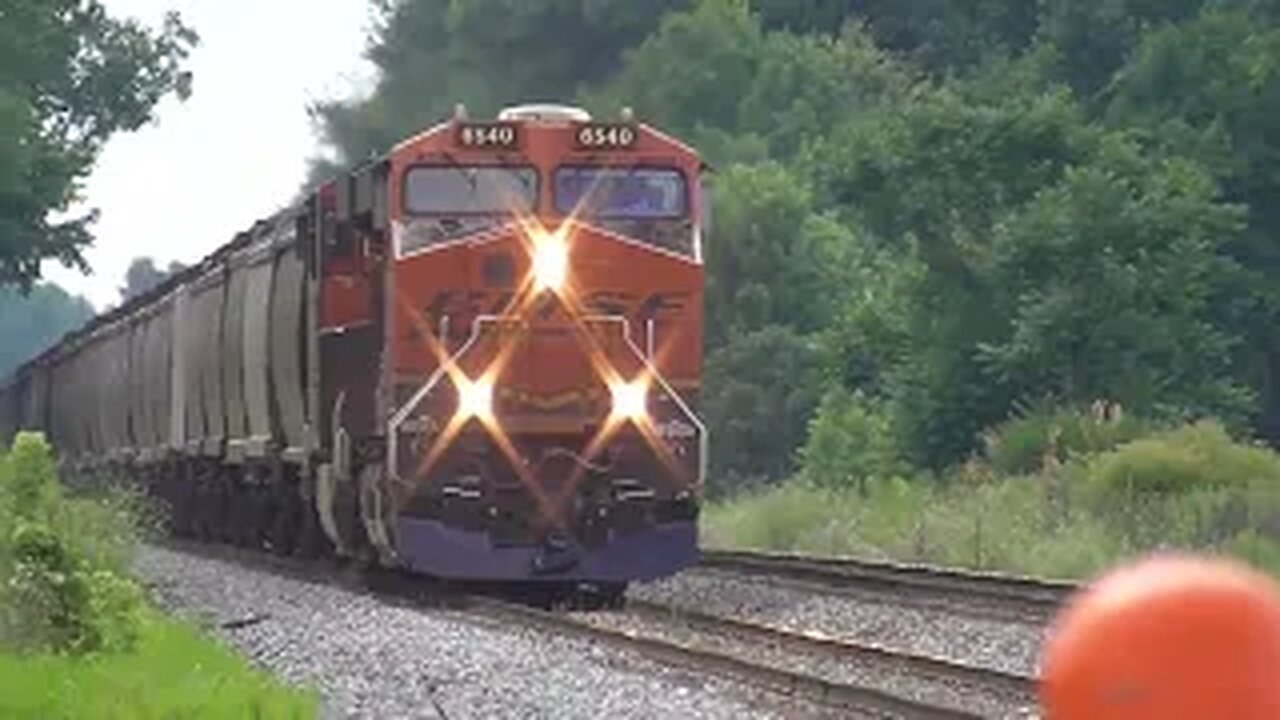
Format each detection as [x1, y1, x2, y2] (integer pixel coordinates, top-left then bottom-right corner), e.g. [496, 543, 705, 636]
[698, 164, 849, 489]
[703, 325, 826, 494]
[0, 284, 93, 377]
[979, 139, 1249, 425]
[118, 257, 184, 303]
[1106, 11, 1280, 440]
[704, 163, 844, 346]
[1035, 0, 1204, 99]
[309, 0, 688, 182]
[595, 0, 762, 137]
[812, 80, 1248, 467]
[753, 0, 1040, 71]
[0, 0, 196, 289]
[738, 25, 912, 157]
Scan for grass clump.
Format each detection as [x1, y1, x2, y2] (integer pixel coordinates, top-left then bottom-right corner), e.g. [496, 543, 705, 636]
[0, 433, 317, 718]
[706, 410, 1280, 580]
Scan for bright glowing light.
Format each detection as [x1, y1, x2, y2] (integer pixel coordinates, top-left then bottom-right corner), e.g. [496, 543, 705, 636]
[531, 227, 569, 292]
[610, 379, 649, 420]
[456, 377, 494, 421]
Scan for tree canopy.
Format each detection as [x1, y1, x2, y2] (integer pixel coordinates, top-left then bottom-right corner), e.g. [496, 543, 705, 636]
[118, 256, 184, 304]
[0, 0, 196, 288]
[0, 284, 92, 378]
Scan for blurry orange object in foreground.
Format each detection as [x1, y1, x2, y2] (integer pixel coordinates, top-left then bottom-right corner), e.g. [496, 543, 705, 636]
[1039, 553, 1280, 719]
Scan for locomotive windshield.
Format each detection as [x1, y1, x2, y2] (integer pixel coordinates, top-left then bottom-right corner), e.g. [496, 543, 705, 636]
[405, 165, 537, 215]
[554, 167, 686, 219]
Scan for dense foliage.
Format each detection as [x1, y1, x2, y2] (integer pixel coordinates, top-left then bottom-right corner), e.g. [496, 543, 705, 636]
[315, 0, 1280, 495]
[0, 0, 196, 288]
[0, 284, 92, 378]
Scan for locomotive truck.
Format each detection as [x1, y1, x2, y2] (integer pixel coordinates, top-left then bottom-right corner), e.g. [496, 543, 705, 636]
[0, 103, 708, 603]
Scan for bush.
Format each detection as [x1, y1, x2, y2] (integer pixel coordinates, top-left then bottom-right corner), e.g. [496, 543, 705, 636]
[799, 389, 906, 489]
[5, 523, 90, 652]
[983, 400, 1157, 476]
[4, 522, 145, 655]
[4, 433, 62, 522]
[0, 434, 145, 655]
[1083, 421, 1280, 499]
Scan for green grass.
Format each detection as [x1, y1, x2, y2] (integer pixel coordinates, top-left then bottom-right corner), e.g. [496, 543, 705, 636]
[0, 611, 318, 720]
[705, 419, 1280, 581]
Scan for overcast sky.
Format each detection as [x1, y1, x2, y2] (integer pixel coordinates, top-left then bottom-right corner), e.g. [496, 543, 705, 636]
[45, 0, 375, 309]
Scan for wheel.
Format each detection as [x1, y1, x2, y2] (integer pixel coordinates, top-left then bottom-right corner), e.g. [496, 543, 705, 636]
[576, 582, 628, 611]
[316, 462, 370, 560]
[213, 469, 235, 544]
[295, 467, 332, 559]
[359, 463, 398, 566]
[267, 466, 300, 557]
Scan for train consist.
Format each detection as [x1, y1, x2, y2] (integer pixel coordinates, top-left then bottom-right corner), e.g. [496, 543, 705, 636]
[0, 103, 707, 600]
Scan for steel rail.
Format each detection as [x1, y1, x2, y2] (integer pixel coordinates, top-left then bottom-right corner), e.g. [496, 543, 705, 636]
[700, 549, 1080, 624]
[625, 597, 1036, 700]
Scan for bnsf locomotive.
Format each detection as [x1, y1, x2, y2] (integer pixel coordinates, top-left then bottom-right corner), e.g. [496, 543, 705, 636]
[0, 104, 707, 598]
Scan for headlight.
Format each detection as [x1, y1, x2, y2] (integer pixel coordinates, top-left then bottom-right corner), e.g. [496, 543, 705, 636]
[456, 376, 494, 421]
[610, 379, 648, 421]
[531, 227, 568, 293]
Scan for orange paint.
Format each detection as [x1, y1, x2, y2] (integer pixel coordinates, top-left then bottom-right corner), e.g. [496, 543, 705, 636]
[318, 179, 378, 333]
[384, 114, 706, 506]
[1040, 553, 1280, 719]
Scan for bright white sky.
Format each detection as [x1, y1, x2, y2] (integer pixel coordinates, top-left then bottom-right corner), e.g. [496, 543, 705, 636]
[45, 0, 375, 309]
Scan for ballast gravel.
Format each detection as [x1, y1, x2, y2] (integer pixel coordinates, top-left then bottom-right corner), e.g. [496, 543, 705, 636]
[630, 567, 1048, 679]
[136, 546, 852, 720]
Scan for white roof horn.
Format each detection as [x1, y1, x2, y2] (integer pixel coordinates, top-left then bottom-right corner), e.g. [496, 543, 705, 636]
[496, 103, 593, 123]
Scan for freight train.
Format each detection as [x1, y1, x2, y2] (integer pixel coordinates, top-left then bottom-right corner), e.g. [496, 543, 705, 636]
[0, 103, 707, 603]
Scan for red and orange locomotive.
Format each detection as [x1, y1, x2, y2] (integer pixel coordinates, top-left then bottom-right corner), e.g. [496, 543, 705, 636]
[0, 103, 707, 596]
[320, 103, 708, 586]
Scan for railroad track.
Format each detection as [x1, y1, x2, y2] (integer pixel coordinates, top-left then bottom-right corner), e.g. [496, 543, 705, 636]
[155, 540, 1039, 718]
[626, 598, 1035, 696]
[700, 550, 1080, 624]
[482, 597, 1015, 719]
